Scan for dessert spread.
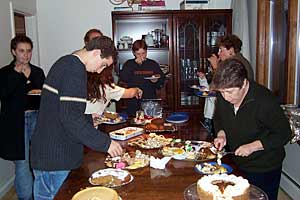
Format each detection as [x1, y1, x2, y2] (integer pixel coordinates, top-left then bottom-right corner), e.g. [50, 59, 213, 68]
[128, 133, 172, 149]
[105, 150, 150, 170]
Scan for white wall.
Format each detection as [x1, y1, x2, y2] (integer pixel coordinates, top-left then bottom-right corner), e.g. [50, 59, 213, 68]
[0, 0, 37, 198]
[247, 0, 257, 78]
[0, 1, 16, 198]
[36, 0, 231, 74]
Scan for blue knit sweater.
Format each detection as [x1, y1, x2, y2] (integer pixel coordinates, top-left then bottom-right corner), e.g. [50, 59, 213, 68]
[31, 55, 111, 171]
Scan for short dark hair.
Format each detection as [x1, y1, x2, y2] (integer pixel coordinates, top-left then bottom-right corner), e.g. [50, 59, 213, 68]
[84, 28, 103, 44]
[217, 34, 242, 53]
[11, 35, 33, 51]
[85, 36, 117, 61]
[132, 39, 147, 52]
[211, 58, 247, 90]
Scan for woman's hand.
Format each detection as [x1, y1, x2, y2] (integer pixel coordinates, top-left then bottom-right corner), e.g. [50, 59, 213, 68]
[235, 140, 264, 157]
[207, 54, 220, 70]
[107, 140, 123, 157]
[214, 130, 227, 151]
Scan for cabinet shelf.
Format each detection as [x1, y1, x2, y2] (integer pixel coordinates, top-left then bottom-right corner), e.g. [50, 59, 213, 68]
[112, 9, 232, 112]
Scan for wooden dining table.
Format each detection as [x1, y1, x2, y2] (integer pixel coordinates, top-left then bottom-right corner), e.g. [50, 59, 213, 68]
[54, 115, 241, 200]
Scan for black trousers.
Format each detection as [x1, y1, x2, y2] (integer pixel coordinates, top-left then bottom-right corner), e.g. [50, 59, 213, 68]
[242, 166, 282, 200]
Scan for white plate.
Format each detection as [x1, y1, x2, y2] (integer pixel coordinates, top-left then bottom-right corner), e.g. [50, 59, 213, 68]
[144, 75, 160, 80]
[27, 93, 41, 96]
[89, 168, 134, 188]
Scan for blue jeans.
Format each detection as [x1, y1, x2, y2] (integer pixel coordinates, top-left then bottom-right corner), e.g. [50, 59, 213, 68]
[33, 170, 70, 200]
[242, 166, 282, 200]
[13, 111, 38, 200]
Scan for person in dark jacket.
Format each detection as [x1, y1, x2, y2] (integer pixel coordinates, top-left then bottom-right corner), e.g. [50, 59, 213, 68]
[212, 58, 291, 200]
[30, 36, 123, 200]
[0, 35, 45, 200]
[119, 39, 165, 116]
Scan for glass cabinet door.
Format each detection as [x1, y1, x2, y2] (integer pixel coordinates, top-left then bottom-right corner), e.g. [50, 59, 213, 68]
[177, 16, 201, 108]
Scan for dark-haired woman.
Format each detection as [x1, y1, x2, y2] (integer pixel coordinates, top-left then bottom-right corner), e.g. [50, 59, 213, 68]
[119, 39, 165, 116]
[0, 35, 45, 200]
[85, 65, 142, 120]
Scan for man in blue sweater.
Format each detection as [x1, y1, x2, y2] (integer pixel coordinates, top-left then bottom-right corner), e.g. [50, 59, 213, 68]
[30, 36, 123, 200]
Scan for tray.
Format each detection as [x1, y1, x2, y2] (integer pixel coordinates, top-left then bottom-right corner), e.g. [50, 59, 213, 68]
[183, 183, 268, 200]
[145, 123, 177, 133]
[109, 127, 144, 140]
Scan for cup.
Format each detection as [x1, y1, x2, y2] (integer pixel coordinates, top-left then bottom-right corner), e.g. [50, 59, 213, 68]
[136, 110, 145, 120]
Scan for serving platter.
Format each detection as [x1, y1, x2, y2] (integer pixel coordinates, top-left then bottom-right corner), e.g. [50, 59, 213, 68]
[194, 162, 233, 175]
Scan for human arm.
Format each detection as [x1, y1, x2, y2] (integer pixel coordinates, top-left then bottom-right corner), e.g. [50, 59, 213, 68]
[58, 63, 122, 155]
[207, 54, 220, 70]
[214, 130, 227, 151]
[122, 87, 143, 99]
[149, 61, 165, 87]
[0, 65, 27, 99]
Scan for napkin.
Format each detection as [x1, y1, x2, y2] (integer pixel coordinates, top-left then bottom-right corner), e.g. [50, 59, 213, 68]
[150, 156, 171, 169]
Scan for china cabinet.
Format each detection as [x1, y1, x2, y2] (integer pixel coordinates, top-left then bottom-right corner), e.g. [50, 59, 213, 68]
[112, 9, 232, 112]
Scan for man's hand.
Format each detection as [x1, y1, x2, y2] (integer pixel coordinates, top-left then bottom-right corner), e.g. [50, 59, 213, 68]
[150, 74, 161, 83]
[107, 140, 123, 157]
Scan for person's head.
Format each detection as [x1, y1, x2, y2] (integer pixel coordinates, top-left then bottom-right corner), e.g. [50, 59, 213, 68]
[10, 35, 33, 65]
[211, 58, 248, 106]
[87, 64, 114, 102]
[84, 36, 116, 74]
[132, 39, 148, 61]
[217, 34, 242, 61]
[84, 28, 103, 45]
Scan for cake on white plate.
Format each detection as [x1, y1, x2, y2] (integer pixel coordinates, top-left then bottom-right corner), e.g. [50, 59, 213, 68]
[197, 174, 250, 200]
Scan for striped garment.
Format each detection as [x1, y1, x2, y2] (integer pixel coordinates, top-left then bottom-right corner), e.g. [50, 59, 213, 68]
[31, 55, 111, 171]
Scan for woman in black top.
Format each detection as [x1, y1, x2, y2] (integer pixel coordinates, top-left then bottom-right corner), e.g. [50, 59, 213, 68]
[0, 35, 45, 200]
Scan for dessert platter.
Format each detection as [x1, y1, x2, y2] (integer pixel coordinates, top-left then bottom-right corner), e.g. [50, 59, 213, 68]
[72, 186, 121, 200]
[96, 111, 127, 124]
[184, 174, 268, 200]
[109, 127, 144, 140]
[161, 140, 217, 161]
[89, 168, 133, 188]
[104, 150, 150, 170]
[194, 162, 233, 175]
[144, 118, 176, 132]
[128, 133, 173, 149]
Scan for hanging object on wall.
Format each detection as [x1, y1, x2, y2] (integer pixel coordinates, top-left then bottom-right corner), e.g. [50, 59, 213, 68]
[109, 0, 142, 7]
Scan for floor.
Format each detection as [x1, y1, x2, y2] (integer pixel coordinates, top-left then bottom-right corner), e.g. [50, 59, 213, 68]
[0, 186, 293, 200]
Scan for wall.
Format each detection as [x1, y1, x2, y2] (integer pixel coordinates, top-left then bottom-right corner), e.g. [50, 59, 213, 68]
[36, 0, 231, 74]
[0, 0, 36, 198]
[247, 0, 257, 77]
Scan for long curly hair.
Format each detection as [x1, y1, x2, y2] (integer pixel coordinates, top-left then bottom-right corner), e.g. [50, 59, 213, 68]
[87, 64, 115, 103]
